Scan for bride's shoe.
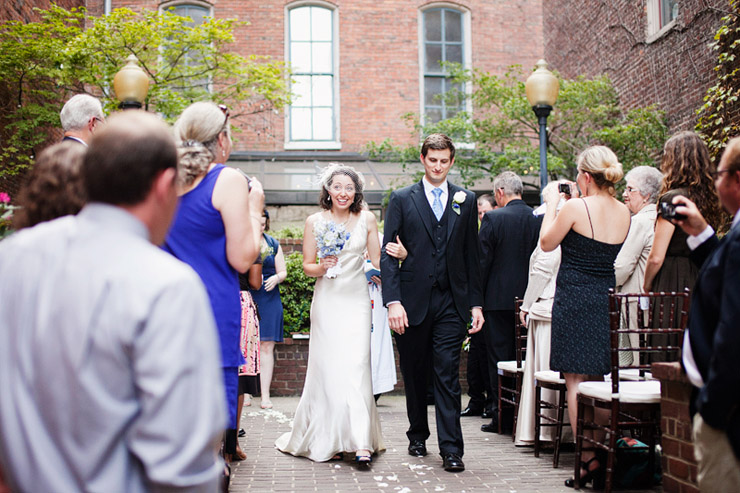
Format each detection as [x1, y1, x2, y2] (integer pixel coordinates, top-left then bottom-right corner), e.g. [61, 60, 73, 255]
[354, 450, 372, 465]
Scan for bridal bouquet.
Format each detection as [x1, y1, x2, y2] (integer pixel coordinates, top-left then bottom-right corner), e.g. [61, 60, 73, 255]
[314, 219, 351, 278]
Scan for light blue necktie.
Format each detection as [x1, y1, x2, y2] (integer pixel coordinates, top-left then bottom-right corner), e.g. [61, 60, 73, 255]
[431, 187, 443, 221]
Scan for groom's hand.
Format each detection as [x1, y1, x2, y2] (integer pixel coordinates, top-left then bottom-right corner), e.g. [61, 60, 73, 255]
[469, 307, 484, 334]
[388, 303, 409, 335]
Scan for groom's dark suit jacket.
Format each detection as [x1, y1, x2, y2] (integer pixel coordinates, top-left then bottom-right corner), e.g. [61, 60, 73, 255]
[381, 181, 483, 325]
[686, 223, 740, 458]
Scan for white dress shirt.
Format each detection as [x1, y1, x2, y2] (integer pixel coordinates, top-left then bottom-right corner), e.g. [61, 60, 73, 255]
[0, 203, 226, 492]
[422, 176, 448, 215]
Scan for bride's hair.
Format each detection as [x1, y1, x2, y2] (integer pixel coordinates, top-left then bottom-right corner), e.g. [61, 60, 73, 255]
[318, 163, 365, 213]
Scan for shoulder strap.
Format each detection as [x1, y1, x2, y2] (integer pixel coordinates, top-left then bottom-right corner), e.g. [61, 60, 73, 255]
[581, 198, 595, 239]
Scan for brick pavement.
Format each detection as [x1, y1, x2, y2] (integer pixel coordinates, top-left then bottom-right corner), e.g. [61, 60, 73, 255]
[231, 396, 662, 493]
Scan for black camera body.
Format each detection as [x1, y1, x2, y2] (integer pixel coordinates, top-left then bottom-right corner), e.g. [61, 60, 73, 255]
[558, 183, 571, 195]
[659, 202, 686, 221]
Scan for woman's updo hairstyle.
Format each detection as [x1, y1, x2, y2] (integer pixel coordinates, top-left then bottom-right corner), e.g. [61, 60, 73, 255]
[576, 145, 624, 194]
[173, 102, 231, 186]
[317, 163, 365, 213]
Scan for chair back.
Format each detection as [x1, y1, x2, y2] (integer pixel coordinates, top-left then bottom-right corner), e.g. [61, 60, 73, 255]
[514, 298, 528, 367]
[607, 289, 689, 393]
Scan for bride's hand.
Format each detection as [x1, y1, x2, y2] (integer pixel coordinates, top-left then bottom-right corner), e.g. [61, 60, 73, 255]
[385, 235, 408, 261]
[319, 255, 338, 274]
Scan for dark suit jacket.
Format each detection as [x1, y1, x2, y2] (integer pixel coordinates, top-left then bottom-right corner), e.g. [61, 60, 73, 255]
[381, 181, 483, 326]
[687, 224, 740, 458]
[478, 199, 542, 311]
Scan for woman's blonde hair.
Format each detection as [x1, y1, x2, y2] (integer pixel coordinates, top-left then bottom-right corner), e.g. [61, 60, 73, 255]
[576, 145, 624, 194]
[173, 102, 231, 186]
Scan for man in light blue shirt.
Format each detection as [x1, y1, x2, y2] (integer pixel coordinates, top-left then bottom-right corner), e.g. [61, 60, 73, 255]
[0, 111, 226, 492]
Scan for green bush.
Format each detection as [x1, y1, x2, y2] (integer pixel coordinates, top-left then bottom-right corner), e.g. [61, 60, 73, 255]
[281, 251, 314, 337]
[271, 226, 304, 239]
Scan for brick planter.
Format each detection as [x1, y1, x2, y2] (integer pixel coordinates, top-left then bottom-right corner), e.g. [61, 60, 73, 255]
[272, 334, 470, 398]
[652, 361, 698, 493]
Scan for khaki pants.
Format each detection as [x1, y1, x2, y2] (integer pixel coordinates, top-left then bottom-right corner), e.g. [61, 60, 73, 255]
[693, 414, 740, 492]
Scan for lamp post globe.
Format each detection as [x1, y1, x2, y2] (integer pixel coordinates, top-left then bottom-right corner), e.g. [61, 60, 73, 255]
[113, 55, 150, 110]
[525, 59, 559, 189]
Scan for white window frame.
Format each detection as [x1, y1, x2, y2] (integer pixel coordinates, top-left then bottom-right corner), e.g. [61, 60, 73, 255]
[646, 0, 678, 43]
[284, 1, 341, 150]
[159, 1, 213, 94]
[418, 3, 472, 127]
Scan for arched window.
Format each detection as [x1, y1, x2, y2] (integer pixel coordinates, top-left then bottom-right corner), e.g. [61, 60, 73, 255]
[286, 3, 340, 149]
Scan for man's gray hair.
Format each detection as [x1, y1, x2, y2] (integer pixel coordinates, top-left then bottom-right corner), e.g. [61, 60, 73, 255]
[493, 171, 523, 196]
[60, 94, 104, 131]
[625, 166, 663, 203]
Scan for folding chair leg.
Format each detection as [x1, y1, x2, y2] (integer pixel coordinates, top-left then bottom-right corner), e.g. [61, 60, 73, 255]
[497, 374, 503, 434]
[574, 399, 584, 489]
[512, 374, 522, 442]
[534, 384, 542, 458]
[553, 386, 566, 468]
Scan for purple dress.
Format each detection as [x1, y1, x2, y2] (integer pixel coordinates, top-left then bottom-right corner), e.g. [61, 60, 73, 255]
[163, 164, 243, 427]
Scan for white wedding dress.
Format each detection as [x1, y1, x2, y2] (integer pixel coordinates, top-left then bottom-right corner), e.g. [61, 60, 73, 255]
[275, 215, 385, 461]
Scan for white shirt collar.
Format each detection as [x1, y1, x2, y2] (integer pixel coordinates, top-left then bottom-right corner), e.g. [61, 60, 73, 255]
[422, 176, 448, 196]
[64, 136, 88, 147]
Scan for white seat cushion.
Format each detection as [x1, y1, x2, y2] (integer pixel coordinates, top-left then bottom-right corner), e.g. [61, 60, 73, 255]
[618, 368, 654, 381]
[577, 380, 661, 404]
[497, 360, 523, 373]
[534, 370, 565, 385]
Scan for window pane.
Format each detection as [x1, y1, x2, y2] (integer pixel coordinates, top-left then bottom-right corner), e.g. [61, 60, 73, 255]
[312, 76, 333, 107]
[425, 45, 443, 73]
[311, 7, 332, 42]
[425, 108, 442, 124]
[189, 6, 207, 25]
[313, 108, 333, 140]
[291, 108, 312, 140]
[312, 42, 333, 73]
[424, 10, 442, 42]
[446, 44, 463, 65]
[425, 77, 443, 106]
[292, 75, 311, 106]
[290, 7, 311, 41]
[445, 10, 462, 42]
[290, 42, 311, 73]
[661, 0, 678, 26]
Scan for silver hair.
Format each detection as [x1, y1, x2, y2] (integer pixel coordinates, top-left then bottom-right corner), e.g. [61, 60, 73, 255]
[173, 102, 230, 165]
[493, 171, 523, 196]
[625, 166, 663, 203]
[60, 94, 104, 131]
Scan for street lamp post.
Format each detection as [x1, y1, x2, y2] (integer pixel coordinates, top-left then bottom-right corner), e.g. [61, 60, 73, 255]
[525, 59, 559, 189]
[113, 55, 150, 110]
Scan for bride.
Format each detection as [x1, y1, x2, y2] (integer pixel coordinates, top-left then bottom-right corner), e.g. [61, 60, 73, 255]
[275, 163, 385, 464]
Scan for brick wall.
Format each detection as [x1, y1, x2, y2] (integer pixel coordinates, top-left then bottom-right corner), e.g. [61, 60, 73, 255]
[272, 335, 470, 397]
[543, 0, 727, 132]
[652, 362, 698, 493]
[0, 0, 83, 22]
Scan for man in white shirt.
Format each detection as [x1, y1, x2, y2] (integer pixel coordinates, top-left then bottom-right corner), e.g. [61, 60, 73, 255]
[672, 136, 740, 492]
[0, 111, 226, 492]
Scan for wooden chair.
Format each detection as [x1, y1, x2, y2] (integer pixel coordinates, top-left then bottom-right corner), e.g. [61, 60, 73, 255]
[497, 298, 527, 437]
[573, 289, 689, 493]
[533, 369, 567, 467]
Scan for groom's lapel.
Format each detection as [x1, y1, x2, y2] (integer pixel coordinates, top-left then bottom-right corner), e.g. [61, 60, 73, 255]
[446, 183, 460, 243]
[410, 182, 435, 242]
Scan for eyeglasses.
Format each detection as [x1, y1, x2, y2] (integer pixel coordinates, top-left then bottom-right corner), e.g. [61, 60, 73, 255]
[710, 169, 732, 179]
[218, 104, 230, 127]
[624, 186, 640, 194]
[330, 184, 355, 193]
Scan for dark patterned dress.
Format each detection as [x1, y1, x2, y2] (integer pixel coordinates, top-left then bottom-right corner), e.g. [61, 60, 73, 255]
[550, 230, 624, 375]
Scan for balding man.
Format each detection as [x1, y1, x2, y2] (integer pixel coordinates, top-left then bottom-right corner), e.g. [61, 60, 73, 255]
[0, 111, 225, 492]
[60, 94, 105, 145]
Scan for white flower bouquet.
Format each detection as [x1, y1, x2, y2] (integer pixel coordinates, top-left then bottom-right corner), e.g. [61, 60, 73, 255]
[314, 219, 351, 278]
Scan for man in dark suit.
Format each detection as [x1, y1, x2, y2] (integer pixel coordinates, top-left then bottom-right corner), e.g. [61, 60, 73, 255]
[382, 133, 484, 472]
[673, 136, 740, 491]
[60, 94, 105, 146]
[478, 171, 541, 433]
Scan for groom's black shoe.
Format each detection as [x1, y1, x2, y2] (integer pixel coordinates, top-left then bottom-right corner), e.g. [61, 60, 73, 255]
[460, 405, 483, 417]
[408, 440, 427, 457]
[481, 416, 499, 433]
[441, 453, 465, 472]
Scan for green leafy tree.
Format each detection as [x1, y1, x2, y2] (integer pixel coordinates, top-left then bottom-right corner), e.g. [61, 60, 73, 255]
[697, 0, 740, 161]
[367, 64, 668, 189]
[0, 5, 290, 183]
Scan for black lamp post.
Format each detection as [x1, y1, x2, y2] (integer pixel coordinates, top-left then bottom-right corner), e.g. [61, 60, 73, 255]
[113, 55, 150, 110]
[525, 59, 559, 189]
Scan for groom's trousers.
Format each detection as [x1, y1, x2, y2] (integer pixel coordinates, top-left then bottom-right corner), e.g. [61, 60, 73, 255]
[394, 285, 467, 456]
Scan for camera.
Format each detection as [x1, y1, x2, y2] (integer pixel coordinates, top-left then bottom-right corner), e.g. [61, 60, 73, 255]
[659, 202, 686, 221]
[558, 183, 571, 195]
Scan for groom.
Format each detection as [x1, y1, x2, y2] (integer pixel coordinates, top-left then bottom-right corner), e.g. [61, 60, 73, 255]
[381, 133, 484, 472]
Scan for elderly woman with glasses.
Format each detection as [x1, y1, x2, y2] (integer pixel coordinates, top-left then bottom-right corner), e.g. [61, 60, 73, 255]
[162, 102, 265, 468]
[613, 166, 663, 365]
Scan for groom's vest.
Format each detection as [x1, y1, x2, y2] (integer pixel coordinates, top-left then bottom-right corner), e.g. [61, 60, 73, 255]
[428, 203, 451, 291]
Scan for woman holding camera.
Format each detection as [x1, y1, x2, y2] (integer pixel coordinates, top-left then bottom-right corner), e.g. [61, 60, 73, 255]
[643, 131, 724, 296]
[539, 146, 631, 488]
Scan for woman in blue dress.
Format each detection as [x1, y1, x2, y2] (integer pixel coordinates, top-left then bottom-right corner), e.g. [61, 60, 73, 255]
[163, 102, 264, 466]
[250, 209, 287, 409]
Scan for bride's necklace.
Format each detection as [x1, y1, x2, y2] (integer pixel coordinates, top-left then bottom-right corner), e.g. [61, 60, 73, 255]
[329, 212, 351, 227]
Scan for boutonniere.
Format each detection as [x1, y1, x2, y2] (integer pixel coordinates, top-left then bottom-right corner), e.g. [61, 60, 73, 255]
[452, 190, 466, 215]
